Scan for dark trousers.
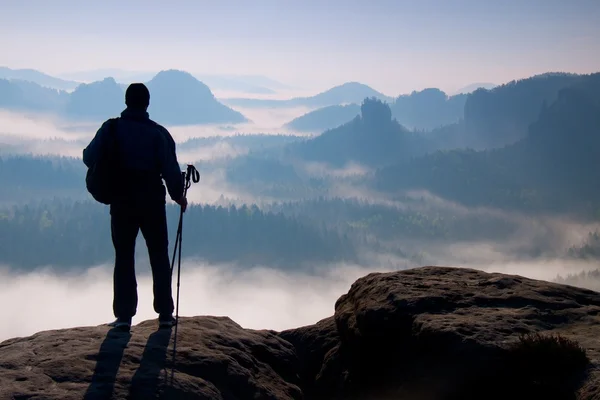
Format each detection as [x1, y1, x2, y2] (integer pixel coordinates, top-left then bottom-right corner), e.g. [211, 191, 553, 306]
[110, 202, 174, 319]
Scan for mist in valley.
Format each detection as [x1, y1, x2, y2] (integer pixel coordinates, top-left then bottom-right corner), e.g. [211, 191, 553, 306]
[1, 2, 600, 351]
[0, 260, 384, 342]
[0, 105, 311, 158]
[2, 229, 600, 343]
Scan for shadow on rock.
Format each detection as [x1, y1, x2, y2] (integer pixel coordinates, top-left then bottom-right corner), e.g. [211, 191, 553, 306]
[128, 327, 173, 399]
[84, 327, 132, 400]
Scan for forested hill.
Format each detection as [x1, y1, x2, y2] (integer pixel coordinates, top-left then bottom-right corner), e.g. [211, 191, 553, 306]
[458, 72, 591, 149]
[279, 74, 588, 145]
[390, 88, 466, 131]
[375, 80, 600, 216]
[286, 98, 432, 167]
[398, 72, 599, 152]
[0, 79, 68, 113]
[284, 104, 361, 133]
[0, 200, 357, 270]
[64, 77, 124, 120]
[0, 155, 86, 203]
[281, 74, 600, 170]
[282, 88, 466, 134]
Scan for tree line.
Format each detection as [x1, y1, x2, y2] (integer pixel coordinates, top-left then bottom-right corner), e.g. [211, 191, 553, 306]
[264, 196, 520, 242]
[0, 198, 356, 271]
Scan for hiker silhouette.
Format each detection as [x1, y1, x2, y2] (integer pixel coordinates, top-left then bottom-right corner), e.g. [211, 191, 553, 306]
[83, 83, 188, 330]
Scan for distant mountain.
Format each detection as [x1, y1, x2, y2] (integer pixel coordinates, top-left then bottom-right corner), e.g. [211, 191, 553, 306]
[0, 66, 81, 91]
[222, 82, 393, 108]
[0, 69, 248, 125]
[146, 69, 247, 125]
[0, 79, 68, 112]
[283, 88, 467, 133]
[284, 104, 361, 132]
[57, 70, 289, 94]
[64, 77, 124, 121]
[390, 88, 467, 131]
[415, 72, 598, 151]
[286, 98, 432, 167]
[0, 76, 127, 121]
[375, 76, 600, 215]
[281, 73, 597, 153]
[296, 82, 393, 107]
[459, 72, 588, 149]
[454, 82, 497, 94]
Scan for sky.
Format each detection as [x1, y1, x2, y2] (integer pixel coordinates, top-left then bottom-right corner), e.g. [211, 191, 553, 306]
[1, 0, 599, 95]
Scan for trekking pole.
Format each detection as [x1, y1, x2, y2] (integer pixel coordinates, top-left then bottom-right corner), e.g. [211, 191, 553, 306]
[170, 164, 200, 384]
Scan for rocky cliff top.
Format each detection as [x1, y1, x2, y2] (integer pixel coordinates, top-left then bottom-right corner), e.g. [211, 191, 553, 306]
[2, 266, 600, 400]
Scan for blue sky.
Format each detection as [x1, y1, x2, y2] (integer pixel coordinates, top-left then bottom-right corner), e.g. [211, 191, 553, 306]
[1, 0, 599, 94]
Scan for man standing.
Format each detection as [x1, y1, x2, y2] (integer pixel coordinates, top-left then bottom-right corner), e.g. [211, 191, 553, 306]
[83, 83, 187, 331]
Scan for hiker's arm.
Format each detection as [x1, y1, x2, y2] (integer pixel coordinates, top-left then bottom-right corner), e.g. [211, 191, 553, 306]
[159, 128, 185, 202]
[83, 121, 109, 168]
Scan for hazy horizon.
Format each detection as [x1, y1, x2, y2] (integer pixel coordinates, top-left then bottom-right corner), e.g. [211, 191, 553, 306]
[1, 0, 599, 95]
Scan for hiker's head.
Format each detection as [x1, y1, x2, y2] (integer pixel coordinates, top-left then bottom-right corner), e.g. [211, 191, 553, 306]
[125, 83, 150, 110]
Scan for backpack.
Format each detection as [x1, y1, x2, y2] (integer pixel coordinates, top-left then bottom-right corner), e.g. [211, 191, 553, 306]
[85, 117, 120, 205]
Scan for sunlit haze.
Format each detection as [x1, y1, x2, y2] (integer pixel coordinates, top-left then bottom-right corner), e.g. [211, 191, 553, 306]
[1, 0, 599, 94]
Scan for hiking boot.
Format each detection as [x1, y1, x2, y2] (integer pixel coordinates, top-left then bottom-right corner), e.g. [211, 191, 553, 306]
[108, 317, 132, 331]
[159, 314, 177, 328]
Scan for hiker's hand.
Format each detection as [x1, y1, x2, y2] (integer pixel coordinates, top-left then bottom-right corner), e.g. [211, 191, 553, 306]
[177, 196, 188, 212]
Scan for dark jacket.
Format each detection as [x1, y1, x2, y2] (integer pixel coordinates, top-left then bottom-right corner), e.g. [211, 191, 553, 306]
[83, 108, 184, 205]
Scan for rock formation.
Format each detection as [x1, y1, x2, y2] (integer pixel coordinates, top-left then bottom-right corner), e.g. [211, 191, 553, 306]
[2, 266, 600, 399]
[0, 317, 301, 399]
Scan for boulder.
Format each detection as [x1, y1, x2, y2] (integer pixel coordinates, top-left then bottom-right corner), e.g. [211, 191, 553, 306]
[292, 266, 600, 399]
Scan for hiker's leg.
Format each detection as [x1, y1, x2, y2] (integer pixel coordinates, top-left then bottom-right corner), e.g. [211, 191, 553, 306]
[111, 206, 140, 319]
[140, 203, 174, 316]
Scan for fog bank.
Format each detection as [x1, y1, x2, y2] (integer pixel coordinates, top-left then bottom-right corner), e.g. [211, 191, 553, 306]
[3, 254, 600, 343]
[0, 108, 315, 162]
[0, 261, 385, 342]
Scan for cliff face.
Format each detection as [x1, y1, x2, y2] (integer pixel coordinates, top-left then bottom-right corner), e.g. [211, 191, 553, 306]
[2, 266, 600, 400]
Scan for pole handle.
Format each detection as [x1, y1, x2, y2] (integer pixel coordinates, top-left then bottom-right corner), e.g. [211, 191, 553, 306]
[186, 164, 200, 184]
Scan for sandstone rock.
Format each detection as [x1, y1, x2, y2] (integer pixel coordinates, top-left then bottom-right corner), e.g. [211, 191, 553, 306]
[0, 316, 302, 400]
[279, 316, 343, 398]
[329, 266, 600, 399]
